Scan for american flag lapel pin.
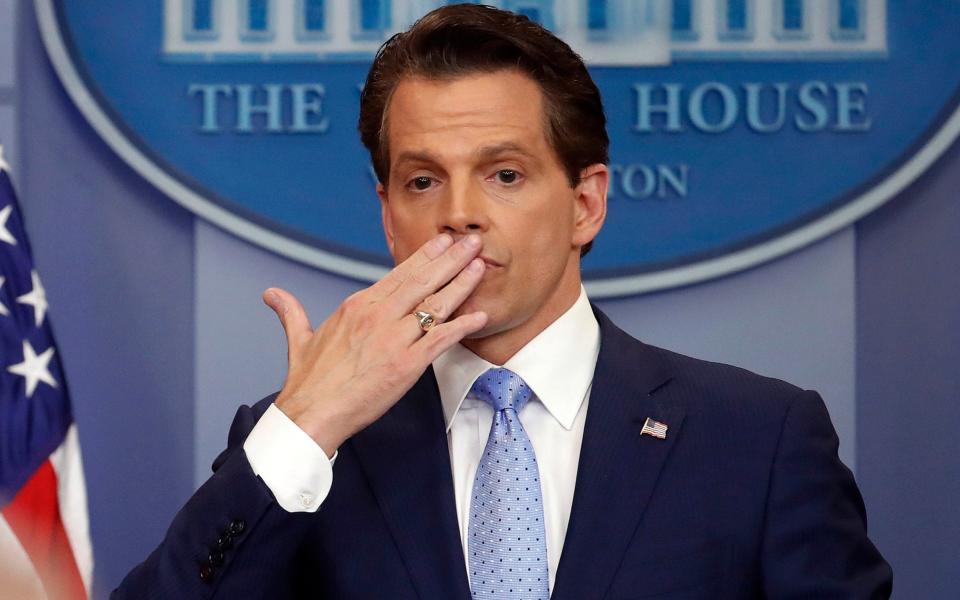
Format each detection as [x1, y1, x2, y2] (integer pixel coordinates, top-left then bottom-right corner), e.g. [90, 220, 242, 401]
[641, 417, 668, 440]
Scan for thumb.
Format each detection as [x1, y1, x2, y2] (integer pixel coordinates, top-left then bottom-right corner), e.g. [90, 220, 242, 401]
[263, 287, 313, 354]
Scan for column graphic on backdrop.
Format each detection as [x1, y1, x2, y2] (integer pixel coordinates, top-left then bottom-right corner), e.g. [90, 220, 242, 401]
[163, 1, 884, 63]
[35, 1, 960, 296]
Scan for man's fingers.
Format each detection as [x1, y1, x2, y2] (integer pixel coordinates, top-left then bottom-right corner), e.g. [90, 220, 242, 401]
[388, 235, 482, 316]
[263, 287, 313, 353]
[368, 234, 454, 300]
[414, 311, 489, 362]
[400, 257, 485, 343]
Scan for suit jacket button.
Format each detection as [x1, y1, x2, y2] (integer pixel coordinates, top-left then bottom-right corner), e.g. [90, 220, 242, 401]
[209, 551, 224, 567]
[229, 519, 245, 536]
[216, 534, 232, 550]
[199, 563, 214, 582]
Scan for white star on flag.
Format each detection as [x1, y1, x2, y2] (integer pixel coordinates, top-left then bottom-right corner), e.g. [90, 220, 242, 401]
[0, 204, 17, 246]
[0, 145, 10, 172]
[7, 339, 58, 398]
[17, 270, 49, 327]
[0, 276, 9, 316]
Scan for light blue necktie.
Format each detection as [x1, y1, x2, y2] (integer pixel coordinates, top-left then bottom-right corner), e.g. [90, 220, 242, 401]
[468, 368, 549, 600]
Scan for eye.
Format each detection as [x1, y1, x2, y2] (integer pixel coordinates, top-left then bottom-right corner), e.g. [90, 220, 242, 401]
[495, 169, 521, 185]
[407, 176, 434, 192]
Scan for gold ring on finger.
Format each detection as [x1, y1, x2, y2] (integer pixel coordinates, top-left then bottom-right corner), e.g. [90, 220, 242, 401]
[413, 310, 437, 332]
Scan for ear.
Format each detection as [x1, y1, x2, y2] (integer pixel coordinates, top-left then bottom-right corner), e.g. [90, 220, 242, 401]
[571, 164, 608, 250]
[377, 182, 397, 258]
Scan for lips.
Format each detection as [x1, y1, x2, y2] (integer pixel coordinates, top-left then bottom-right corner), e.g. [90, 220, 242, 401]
[479, 256, 502, 269]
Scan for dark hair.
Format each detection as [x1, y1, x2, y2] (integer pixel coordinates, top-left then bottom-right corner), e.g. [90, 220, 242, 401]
[358, 4, 608, 255]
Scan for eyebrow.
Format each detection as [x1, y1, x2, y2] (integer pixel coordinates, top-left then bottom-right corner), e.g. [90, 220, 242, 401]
[393, 150, 441, 166]
[393, 142, 538, 168]
[474, 142, 538, 162]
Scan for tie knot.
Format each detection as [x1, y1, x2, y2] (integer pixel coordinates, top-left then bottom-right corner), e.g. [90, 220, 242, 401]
[470, 368, 533, 413]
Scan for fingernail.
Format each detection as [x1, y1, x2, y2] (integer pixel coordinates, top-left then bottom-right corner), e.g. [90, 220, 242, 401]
[434, 233, 453, 250]
[468, 258, 484, 273]
[267, 291, 284, 312]
[464, 234, 481, 248]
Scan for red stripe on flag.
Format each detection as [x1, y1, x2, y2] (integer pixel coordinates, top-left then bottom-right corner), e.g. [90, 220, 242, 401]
[2, 460, 87, 600]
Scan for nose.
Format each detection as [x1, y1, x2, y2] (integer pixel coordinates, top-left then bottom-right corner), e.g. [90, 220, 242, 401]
[438, 178, 489, 238]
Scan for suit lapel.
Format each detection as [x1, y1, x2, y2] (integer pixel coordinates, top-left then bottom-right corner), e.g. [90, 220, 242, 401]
[552, 309, 685, 599]
[349, 368, 471, 599]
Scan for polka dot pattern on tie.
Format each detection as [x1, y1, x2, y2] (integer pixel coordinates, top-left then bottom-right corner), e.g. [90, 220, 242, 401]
[468, 368, 549, 600]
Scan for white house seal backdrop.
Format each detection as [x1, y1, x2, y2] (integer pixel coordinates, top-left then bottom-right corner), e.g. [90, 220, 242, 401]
[36, 0, 960, 296]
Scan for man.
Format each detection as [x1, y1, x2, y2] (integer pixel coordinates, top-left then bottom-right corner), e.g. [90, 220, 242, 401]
[115, 5, 891, 599]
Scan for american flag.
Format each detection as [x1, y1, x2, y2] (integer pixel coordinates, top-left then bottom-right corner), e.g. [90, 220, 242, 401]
[641, 417, 668, 440]
[0, 146, 92, 599]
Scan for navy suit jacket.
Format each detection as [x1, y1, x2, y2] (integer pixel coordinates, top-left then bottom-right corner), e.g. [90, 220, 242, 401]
[115, 309, 891, 598]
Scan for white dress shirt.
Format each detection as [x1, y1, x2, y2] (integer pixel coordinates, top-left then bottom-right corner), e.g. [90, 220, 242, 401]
[243, 287, 600, 593]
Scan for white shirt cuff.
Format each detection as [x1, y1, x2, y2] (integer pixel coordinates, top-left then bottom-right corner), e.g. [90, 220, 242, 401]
[243, 403, 335, 513]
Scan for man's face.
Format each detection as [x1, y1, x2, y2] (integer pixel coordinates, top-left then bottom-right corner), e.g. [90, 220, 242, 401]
[378, 70, 606, 340]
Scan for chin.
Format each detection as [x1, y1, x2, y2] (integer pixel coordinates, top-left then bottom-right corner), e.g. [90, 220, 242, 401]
[461, 328, 492, 341]
[461, 317, 512, 341]
[452, 284, 492, 318]
[452, 296, 506, 338]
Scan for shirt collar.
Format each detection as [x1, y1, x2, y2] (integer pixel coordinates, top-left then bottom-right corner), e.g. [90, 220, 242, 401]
[432, 287, 600, 432]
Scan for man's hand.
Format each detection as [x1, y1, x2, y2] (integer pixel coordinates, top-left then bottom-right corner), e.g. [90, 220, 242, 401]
[262, 234, 488, 457]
